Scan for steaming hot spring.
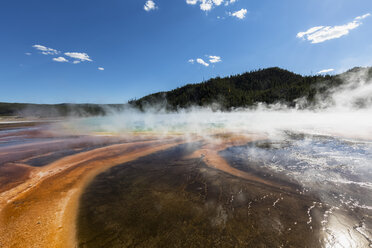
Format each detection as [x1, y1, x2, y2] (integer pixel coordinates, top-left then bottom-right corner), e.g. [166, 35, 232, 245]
[0, 106, 371, 248]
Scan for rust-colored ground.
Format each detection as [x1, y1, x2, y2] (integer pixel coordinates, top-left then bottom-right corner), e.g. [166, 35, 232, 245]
[0, 126, 275, 248]
[0, 131, 183, 248]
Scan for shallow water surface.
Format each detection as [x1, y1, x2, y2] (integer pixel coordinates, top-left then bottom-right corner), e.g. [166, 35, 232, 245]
[223, 135, 372, 247]
[78, 143, 322, 248]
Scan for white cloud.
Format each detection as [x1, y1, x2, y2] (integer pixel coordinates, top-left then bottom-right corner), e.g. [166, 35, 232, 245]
[186, 0, 226, 12]
[64, 52, 92, 62]
[53, 57, 68, 63]
[212, 0, 223, 6]
[189, 56, 221, 66]
[32, 44, 59, 55]
[144, 0, 157, 11]
[297, 26, 324, 39]
[31, 45, 98, 66]
[355, 13, 371, 20]
[225, 0, 236, 6]
[297, 13, 370, 44]
[186, 0, 198, 4]
[196, 58, 209, 67]
[318, 68, 334, 74]
[208, 55, 221, 63]
[25, 52, 32, 56]
[98, 67, 105, 71]
[230, 8, 247, 19]
[200, 0, 213, 11]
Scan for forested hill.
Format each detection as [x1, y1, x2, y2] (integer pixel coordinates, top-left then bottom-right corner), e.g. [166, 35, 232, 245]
[129, 67, 371, 111]
[1, 67, 371, 117]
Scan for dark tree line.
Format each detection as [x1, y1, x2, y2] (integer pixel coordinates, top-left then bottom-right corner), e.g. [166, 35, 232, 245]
[0, 103, 125, 117]
[129, 67, 354, 111]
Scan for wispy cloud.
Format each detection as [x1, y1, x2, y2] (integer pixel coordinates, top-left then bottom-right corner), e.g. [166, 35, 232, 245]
[25, 52, 32, 56]
[186, 0, 242, 16]
[224, 0, 237, 6]
[229, 8, 247, 19]
[297, 13, 371, 44]
[186, 0, 226, 12]
[200, 1, 213, 11]
[53, 57, 69, 63]
[213, 0, 223, 5]
[196, 58, 209, 67]
[186, 0, 198, 4]
[208, 55, 221, 63]
[144, 0, 157, 11]
[98, 67, 105, 71]
[31, 44, 97, 67]
[64, 52, 92, 62]
[32, 44, 60, 55]
[189, 55, 221, 66]
[318, 68, 334, 74]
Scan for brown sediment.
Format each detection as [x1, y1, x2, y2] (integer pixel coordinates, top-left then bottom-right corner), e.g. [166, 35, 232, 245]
[0, 138, 183, 248]
[0, 163, 33, 194]
[0, 134, 157, 164]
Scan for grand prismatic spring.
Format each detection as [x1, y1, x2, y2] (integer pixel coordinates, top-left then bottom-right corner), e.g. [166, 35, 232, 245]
[0, 107, 372, 247]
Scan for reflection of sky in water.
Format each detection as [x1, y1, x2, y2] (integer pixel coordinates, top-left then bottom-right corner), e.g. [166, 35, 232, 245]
[237, 135, 372, 247]
[239, 136, 372, 187]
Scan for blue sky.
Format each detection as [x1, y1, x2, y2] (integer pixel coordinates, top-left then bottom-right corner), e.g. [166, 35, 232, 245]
[1, 0, 371, 103]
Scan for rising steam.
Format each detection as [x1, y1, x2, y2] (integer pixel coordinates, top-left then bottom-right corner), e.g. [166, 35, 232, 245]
[64, 67, 372, 141]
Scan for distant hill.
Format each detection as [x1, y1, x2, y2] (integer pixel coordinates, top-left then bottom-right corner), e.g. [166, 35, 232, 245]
[0, 102, 125, 117]
[2, 67, 371, 117]
[129, 67, 372, 111]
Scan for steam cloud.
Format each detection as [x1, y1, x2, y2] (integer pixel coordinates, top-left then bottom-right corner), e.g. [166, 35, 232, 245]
[66, 67, 372, 141]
